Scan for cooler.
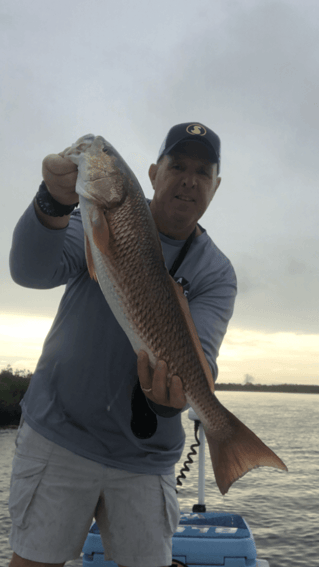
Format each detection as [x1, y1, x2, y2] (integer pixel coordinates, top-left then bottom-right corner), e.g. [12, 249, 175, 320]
[82, 512, 269, 567]
[82, 409, 269, 567]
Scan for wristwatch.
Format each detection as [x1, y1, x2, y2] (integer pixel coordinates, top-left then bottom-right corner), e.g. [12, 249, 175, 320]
[35, 181, 78, 217]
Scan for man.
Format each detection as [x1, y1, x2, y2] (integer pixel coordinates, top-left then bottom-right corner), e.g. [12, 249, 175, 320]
[8, 123, 237, 567]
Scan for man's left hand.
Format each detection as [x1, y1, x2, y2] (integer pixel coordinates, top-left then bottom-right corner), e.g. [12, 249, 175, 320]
[137, 351, 187, 409]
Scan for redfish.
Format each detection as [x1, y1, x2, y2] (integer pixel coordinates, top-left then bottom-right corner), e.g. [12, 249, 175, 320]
[66, 134, 287, 495]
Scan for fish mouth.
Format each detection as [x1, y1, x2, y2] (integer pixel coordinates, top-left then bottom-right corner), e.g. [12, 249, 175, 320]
[83, 172, 118, 182]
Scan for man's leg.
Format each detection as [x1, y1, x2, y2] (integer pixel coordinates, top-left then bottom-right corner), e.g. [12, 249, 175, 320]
[8, 422, 103, 565]
[9, 552, 65, 567]
[96, 469, 180, 567]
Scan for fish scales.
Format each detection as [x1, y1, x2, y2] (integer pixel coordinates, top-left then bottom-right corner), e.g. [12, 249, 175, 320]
[66, 134, 288, 495]
[107, 193, 210, 392]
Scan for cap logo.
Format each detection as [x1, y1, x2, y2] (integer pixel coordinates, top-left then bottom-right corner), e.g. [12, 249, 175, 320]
[186, 124, 207, 136]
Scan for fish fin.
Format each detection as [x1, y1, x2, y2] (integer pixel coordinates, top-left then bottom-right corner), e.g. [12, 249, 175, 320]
[85, 233, 98, 281]
[204, 404, 288, 495]
[170, 277, 215, 393]
[90, 208, 110, 256]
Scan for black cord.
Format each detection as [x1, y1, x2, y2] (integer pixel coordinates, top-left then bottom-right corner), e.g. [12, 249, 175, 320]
[176, 420, 201, 493]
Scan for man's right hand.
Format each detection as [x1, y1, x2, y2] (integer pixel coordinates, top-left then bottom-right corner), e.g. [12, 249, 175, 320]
[42, 147, 79, 205]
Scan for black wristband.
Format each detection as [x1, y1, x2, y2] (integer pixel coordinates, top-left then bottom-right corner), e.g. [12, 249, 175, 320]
[35, 181, 79, 217]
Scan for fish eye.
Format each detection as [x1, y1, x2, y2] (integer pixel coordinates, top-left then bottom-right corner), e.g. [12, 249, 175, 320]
[102, 147, 108, 153]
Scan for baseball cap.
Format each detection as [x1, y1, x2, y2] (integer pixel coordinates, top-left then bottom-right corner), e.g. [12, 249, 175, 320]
[157, 122, 221, 172]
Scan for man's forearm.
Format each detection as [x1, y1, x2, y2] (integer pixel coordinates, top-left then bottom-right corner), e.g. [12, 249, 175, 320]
[10, 201, 74, 288]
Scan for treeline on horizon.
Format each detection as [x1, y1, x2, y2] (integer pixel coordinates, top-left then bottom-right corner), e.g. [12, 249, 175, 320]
[0, 366, 31, 427]
[0, 366, 318, 427]
[215, 382, 319, 394]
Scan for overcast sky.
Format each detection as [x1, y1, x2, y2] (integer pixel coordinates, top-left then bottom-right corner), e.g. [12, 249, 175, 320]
[1, 0, 318, 383]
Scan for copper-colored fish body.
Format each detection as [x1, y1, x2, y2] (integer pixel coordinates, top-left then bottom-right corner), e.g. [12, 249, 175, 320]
[67, 135, 288, 495]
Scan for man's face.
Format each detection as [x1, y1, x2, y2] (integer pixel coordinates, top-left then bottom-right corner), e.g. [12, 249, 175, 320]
[149, 141, 221, 239]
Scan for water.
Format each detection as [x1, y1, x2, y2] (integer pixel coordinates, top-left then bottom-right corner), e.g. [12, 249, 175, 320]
[0, 392, 318, 567]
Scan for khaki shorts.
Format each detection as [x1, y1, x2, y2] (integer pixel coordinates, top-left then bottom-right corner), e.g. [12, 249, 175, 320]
[8, 419, 180, 566]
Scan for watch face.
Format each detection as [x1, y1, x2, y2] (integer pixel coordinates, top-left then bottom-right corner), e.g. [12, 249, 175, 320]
[36, 182, 77, 217]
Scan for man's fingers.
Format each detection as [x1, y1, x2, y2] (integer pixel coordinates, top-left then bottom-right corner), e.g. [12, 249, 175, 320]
[137, 352, 187, 409]
[58, 146, 72, 158]
[43, 167, 78, 190]
[170, 375, 187, 409]
[152, 360, 169, 402]
[41, 153, 79, 205]
[137, 351, 152, 392]
[43, 153, 78, 176]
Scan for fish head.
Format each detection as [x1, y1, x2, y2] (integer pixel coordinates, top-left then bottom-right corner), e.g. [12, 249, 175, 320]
[67, 134, 130, 209]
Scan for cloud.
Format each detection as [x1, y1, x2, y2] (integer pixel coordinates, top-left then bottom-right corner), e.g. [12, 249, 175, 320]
[230, 236, 319, 334]
[135, 0, 319, 175]
[218, 327, 319, 384]
[1, 0, 318, 340]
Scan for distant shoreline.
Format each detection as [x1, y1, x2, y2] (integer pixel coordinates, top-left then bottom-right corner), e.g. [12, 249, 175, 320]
[1, 384, 318, 430]
[1, 363, 318, 430]
[215, 383, 319, 394]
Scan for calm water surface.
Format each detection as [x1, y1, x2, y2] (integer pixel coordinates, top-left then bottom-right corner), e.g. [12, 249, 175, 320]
[0, 392, 318, 567]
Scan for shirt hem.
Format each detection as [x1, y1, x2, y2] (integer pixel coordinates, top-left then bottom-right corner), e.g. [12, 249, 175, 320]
[21, 409, 177, 477]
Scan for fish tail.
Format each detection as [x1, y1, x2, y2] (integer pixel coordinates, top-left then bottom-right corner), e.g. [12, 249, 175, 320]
[204, 406, 288, 495]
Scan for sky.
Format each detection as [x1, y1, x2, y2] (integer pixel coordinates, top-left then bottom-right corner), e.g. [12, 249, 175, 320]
[1, 0, 318, 384]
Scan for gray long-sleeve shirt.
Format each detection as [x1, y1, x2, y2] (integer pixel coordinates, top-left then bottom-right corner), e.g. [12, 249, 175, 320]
[9, 200, 237, 475]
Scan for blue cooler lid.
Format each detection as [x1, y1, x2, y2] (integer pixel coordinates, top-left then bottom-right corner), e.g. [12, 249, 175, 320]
[172, 512, 257, 566]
